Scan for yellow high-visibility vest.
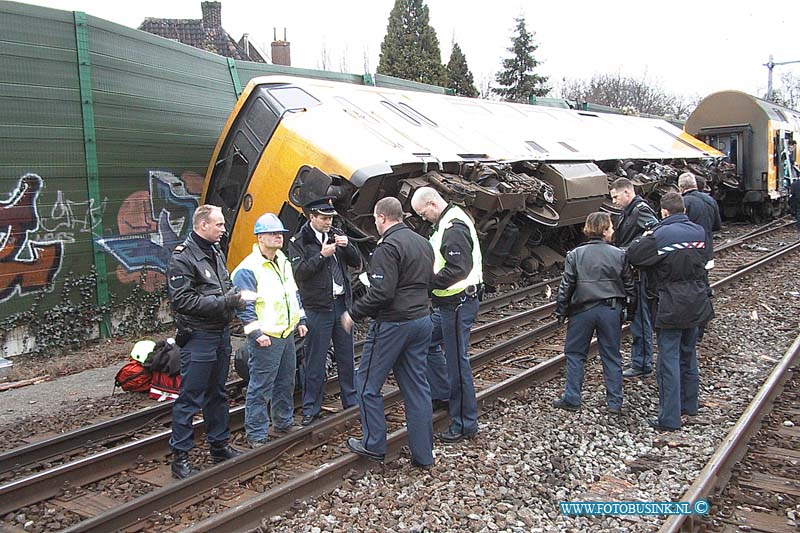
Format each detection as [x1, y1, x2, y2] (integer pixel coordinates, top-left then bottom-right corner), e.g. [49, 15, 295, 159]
[232, 245, 303, 338]
[430, 205, 483, 297]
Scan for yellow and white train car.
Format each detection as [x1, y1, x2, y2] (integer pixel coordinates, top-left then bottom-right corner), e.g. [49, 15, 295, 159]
[202, 75, 721, 285]
[686, 90, 800, 220]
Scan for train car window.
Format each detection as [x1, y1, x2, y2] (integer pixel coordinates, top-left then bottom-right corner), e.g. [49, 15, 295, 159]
[380, 100, 422, 126]
[558, 141, 580, 153]
[771, 108, 788, 122]
[397, 102, 438, 127]
[218, 137, 249, 210]
[245, 97, 277, 144]
[334, 96, 381, 124]
[205, 86, 283, 247]
[267, 87, 320, 111]
[525, 140, 548, 153]
[577, 112, 600, 118]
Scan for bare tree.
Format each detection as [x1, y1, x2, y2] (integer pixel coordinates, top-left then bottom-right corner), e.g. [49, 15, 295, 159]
[339, 44, 350, 73]
[560, 72, 695, 119]
[318, 43, 331, 71]
[477, 73, 496, 100]
[363, 45, 371, 75]
[773, 72, 800, 109]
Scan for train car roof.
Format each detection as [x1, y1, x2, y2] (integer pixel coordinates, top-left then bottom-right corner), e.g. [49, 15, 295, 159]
[687, 90, 800, 134]
[236, 75, 721, 181]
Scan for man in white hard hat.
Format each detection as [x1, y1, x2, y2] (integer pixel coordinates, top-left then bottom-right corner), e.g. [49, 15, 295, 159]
[231, 213, 307, 447]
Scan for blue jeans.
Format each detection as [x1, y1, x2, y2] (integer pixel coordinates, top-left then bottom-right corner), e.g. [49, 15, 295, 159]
[630, 277, 654, 372]
[655, 327, 699, 429]
[302, 297, 357, 417]
[355, 316, 433, 465]
[562, 304, 623, 409]
[245, 334, 296, 441]
[427, 295, 480, 435]
[170, 328, 231, 452]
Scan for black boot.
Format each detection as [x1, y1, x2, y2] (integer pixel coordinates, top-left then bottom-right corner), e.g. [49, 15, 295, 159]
[210, 443, 243, 463]
[171, 450, 199, 479]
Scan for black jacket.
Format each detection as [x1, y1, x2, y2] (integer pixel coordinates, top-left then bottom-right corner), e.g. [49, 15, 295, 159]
[167, 232, 235, 332]
[615, 195, 659, 248]
[350, 222, 434, 323]
[555, 238, 636, 317]
[683, 189, 721, 261]
[432, 210, 477, 306]
[791, 178, 800, 213]
[287, 222, 362, 311]
[627, 214, 714, 329]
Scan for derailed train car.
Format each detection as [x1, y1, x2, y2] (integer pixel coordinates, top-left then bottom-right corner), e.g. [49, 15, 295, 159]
[202, 75, 722, 286]
[686, 91, 800, 220]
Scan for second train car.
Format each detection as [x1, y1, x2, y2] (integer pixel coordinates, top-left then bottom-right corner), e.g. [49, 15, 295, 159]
[686, 90, 800, 221]
[202, 75, 722, 286]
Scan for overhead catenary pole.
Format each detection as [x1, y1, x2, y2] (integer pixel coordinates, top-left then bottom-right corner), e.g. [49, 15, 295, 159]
[764, 55, 800, 102]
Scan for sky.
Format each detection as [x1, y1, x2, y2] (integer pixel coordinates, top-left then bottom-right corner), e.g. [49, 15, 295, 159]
[15, 0, 800, 103]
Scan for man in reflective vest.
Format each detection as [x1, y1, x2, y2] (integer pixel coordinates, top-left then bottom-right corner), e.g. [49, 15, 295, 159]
[231, 213, 307, 447]
[411, 187, 483, 443]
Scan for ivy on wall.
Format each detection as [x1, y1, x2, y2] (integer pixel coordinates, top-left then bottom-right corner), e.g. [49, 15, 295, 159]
[0, 269, 168, 357]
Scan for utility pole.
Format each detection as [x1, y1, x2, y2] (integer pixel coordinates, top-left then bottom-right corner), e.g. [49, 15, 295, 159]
[764, 55, 800, 101]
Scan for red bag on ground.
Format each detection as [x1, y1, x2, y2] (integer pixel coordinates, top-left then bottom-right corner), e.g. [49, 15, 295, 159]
[148, 371, 180, 401]
[114, 360, 151, 393]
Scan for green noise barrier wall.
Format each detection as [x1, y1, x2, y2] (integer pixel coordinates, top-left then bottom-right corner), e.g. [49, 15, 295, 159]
[0, 0, 445, 355]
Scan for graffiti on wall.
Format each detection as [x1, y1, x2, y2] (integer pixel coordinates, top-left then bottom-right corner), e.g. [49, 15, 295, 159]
[0, 173, 65, 303]
[38, 190, 106, 244]
[98, 170, 201, 291]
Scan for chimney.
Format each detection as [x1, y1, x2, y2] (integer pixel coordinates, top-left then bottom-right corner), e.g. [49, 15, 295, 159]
[271, 27, 291, 66]
[242, 33, 250, 57]
[201, 1, 221, 29]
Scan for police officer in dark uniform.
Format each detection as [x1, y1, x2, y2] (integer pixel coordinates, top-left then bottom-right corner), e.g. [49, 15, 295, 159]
[609, 177, 659, 378]
[790, 176, 800, 230]
[288, 197, 361, 425]
[341, 197, 435, 469]
[552, 212, 636, 414]
[679, 172, 721, 340]
[680, 173, 721, 266]
[411, 187, 483, 443]
[166, 204, 244, 479]
[628, 193, 714, 431]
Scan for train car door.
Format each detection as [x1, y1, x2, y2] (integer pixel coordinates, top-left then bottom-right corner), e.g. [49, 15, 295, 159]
[698, 125, 750, 181]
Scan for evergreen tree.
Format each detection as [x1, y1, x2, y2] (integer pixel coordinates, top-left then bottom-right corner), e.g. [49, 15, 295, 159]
[377, 0, 446, 86]
[493, 16, 549, 103]
[446, 42, 478, 97]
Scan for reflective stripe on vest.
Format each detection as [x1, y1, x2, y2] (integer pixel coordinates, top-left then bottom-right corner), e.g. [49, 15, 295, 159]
[232, 245, 303, 338]
[430, 205, 483, 297]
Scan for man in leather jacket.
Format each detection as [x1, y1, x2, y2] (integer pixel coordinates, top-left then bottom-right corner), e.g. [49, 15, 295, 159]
[288, 197, 362, 426]
[610, 177, 659, 378]
[553, 212, 636, 414]
[341, 197, 436, 469]
[166, 204, 244, 478]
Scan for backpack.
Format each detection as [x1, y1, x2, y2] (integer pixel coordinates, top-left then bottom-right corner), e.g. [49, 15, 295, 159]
[149, 339, 182, 376]
[114, 360, 151, 393]
[148, 371, 180, 401]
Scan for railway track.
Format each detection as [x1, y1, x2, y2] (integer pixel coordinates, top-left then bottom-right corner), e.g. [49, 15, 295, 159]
[1, 218, 797, 532]
[660, 335, 800, 533]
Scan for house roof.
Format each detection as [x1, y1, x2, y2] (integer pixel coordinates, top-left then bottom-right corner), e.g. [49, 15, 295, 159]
[138, 1, 266, 63]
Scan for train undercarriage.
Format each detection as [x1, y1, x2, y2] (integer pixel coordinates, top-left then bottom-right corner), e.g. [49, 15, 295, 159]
[288, 156, 738, 287]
